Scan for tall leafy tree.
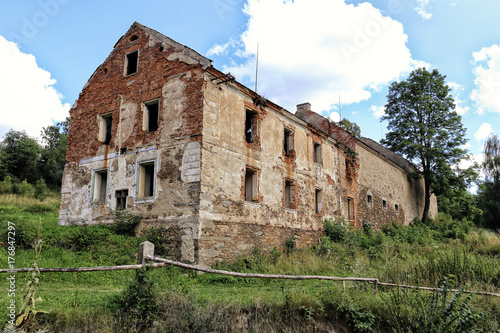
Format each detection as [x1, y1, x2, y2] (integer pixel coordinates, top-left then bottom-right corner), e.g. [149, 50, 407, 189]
[39, 117, 70, 187]
[0, 129, 41, 183]
[483, 134, 500, 181]
[338, 118, 361, 138]
[381, 68, 467, 223]
[477, 134, 500, 229]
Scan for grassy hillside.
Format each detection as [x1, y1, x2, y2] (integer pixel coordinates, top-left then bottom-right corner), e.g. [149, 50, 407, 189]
[1, 194, 499, 332]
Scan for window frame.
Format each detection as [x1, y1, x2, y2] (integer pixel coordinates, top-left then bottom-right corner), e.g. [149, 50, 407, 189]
[98, 112, 113, 145]
[116, 189, 129, 210]
[244, 167, 259, 202]
[347, 197, 355, 221]
[245, 109, 258, 144]
[284, 179, 296, 209]
[315, 188, 323, 214]
[143, 99, 160, 132]
[124, 50, 139, 77]
[284, 127, 293, 157]
[313, 142, 322, 165]
[91, 168, 108, 204]
[136, 160, 156, 200]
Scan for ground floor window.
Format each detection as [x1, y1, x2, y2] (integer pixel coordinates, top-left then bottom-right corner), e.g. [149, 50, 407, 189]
[137, 161, 156, 199]
[92, 169, 108, 203]
[116, 189, 128, 209]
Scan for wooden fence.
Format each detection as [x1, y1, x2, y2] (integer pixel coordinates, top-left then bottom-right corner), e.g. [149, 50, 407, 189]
[2, 241, 500, 298]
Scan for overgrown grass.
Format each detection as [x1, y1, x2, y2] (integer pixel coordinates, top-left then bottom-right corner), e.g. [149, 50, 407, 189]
[1, 195, 500, 332]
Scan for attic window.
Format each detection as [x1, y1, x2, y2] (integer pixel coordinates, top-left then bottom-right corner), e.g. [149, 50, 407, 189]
[124, 50, 138, 76]
[130, 35, 138, 41]
[143, 99, 159, 132]
[98, 113, 113, 145]
[159, 46, 164, 52]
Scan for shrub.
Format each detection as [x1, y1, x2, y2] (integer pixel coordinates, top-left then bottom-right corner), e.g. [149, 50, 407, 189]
[0, 176, 13, 194]
[112, 267, 161, 330]
[324, 217, 348, 243]
[143, 226, 170, 257]
[34, 179, 48, 201]
[111, 210, 142, 236]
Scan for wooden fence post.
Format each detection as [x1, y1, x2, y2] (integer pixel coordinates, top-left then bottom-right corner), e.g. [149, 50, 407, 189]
[138, 241, 155, 265]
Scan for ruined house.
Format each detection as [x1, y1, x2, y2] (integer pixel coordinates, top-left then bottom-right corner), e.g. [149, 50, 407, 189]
[59, 22, 437, 265]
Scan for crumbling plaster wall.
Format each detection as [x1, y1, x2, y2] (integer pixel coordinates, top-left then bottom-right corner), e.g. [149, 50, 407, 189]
[59, 23, 207, 263]
[198, 77, 347, 264]
[355, 143, 437, 227]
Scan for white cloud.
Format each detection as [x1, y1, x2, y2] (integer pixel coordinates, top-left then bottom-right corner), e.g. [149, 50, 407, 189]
[471, 44, 500, 114]
[448, 82, 469, 115]
[329, 111, 340, 123]
[217, 0, 423, 113]
[0, 36, 69, 139]
[474, 123, 493, 142]
[414, 0, 432, 20]
[370, 105, 385, 118]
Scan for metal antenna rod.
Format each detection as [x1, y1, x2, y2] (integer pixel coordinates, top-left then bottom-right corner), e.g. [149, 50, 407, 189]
[255, 42, 259, 93]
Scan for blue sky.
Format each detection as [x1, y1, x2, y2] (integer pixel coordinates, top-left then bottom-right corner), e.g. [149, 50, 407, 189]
[0, 0, 499, 169]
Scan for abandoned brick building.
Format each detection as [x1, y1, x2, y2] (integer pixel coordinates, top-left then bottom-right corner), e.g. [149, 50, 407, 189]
[59, 22, 437, 265]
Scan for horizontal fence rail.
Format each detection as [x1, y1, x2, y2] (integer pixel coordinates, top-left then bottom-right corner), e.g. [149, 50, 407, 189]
[2, 241, 500, 298]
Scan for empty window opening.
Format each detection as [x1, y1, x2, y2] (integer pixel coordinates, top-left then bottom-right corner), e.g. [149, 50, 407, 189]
[315, 189, 323, 214]
[284, 180, 295, 209]
[92, 170, 108, 203]
[125, 50, 138, 76]
[144, 99, 159, 132]
[284, 128, 293, 156]
[313, 142, 322, 164]
[120, 148, 127, 155]
[138, 161, 155, 198]
[98, 113, 113, 145]
[245, 109, 258, 143]
[245, 168, 258, 202]
[383, 200, 388, 210]
[367, 194, 373, 205]
[348, 197, 355, 221]
[395, 204, 399, 213]
[116, 189, 128, 210]
[130, 35, 138, 41]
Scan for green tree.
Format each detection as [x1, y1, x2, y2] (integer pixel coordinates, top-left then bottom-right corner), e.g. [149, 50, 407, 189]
[39, 117, 69, 187]
[0, 130, 41, 183]
[338, 118, 361, 138]
[477, 134, 500, 229]
[381, 68, 468, 223]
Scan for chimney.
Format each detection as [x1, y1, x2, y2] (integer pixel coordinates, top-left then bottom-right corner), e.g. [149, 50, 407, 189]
[296, 102, 311, 117]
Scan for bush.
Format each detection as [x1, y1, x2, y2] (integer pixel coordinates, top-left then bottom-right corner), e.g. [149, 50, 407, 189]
[143, 226, 170, 257]
[111, 210, 142, 236]
[0, 176, 13, 194]
[34, 179, 48, 201]
[112, 267, 161, 330]
[324, 217, 348, 243]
